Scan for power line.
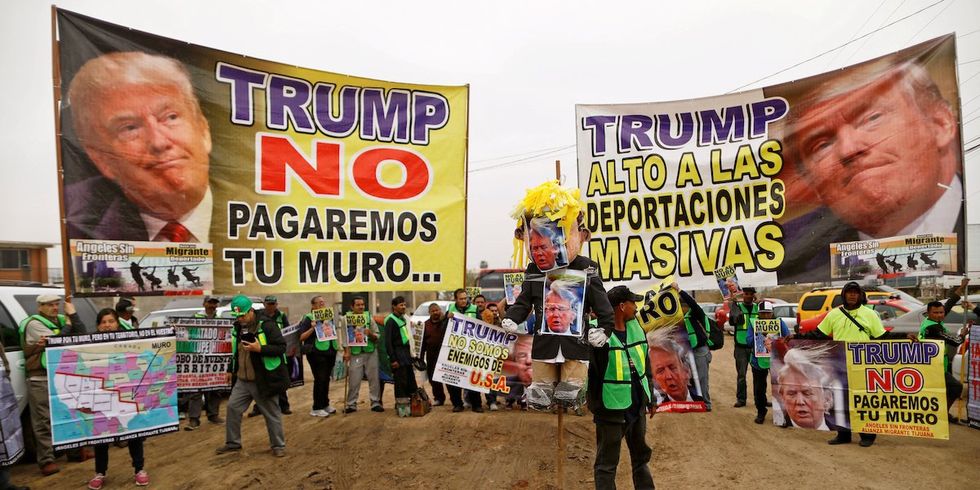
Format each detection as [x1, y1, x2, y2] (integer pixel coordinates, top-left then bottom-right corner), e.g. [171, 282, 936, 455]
[842, 0, 908, 65]
[469, 144, 573, 164]
[468, 145, 575, 174]
[906, 0, 956, 44]
[727, 0, 946, 93]
[825, 0, 887, 69]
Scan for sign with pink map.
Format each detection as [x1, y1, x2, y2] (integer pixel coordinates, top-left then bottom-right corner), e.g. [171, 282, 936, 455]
[45, 327, 179, 450]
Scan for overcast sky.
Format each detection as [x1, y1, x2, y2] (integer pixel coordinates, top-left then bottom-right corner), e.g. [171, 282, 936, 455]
[2, 0, 978, 270]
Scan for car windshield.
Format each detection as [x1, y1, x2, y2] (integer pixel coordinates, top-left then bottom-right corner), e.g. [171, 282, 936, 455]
[14, 294, 99, 333]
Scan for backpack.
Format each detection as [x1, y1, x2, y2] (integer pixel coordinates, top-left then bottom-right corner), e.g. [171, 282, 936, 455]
[706, 316, 724, 351]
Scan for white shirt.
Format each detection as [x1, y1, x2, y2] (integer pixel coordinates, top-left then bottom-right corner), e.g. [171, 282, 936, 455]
[858, 175, 962, 240]
[791, 417, 830, 431]
[143, 188, 213, 243]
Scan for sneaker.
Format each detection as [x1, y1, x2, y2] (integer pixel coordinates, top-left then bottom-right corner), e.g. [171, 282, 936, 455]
[371, 405, 385, 413]
[87, 473, 106, 489]
[184, 418, 200, 431]
[215, 444, 242, 454]
[178, 412, 187, 420]
[489, 403, 499, 411]
[40, 462, 60, 476]
[433, 400, 445, 407]
[281, 408, 293, 415]
[272, 447, 286, 458]
[949, 415, 960, 425]
[324, 406, 337, 415]
[827, 436, 851, 445]
[859, 437, 876, 448]
[247, 408, 261, 418]
[208, 415, 225, 424]
[733, 401, 746, 408]
[463, 401, 471, 409]
[344, 407, 357, 414]
[310, 409, 330, 417]
[754, 414, 765, 424]
[472, 406, 484, 413]
[135, 470, 150, 486]
[452, 406, 464, 413]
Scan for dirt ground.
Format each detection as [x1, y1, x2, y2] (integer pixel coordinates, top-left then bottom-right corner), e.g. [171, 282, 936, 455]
[10, 340, 980, 489]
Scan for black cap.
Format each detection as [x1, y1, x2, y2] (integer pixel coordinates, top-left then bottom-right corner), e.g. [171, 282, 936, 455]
[203, 296, 219, 304]
[264, 295, 278, 303]
[607, 286, 644, 307]
[115, 298, 135, 313]
[742, 287, 756, 294]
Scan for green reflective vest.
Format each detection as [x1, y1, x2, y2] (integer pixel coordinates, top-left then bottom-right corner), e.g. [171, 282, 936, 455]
[683, 312, 713, 349]
[119, 318, 135, 331]
[386, 313, 410, 345]
[736, 303, 758, 346]
[305, 312, 339, 351]
[232, 323, 283, 371]
[18, 314, 65, 369]
[347, 311, 376, 355]
[918, 318, 951, 372]
[448, 303, 478, 319]
[602, 319, 652, 410]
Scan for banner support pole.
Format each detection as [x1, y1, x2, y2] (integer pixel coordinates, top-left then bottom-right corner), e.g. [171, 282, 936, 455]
[51, 6, 72, 299]
[554, 159, 565, 490]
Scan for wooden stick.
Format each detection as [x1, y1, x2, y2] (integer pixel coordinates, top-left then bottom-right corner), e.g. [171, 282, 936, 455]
[51, 6, 71, 297]
[554, 159, 564, 490]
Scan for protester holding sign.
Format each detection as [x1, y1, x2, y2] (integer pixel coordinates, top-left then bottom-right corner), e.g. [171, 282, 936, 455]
[343, 296, 383, 413]
[250, 296, 292, 416]
[674, 283, 714, 411]
[216, 296, 288, 457]
[447, 289, 484, 412]
[185, 296, 225, 431]
[86, 308, 150, 489]
[298, 296, 341, 417]
[587, 286, 655, 490]
[385, 297, 418, 417]
[796, 282, 916, 446]
[503, 182, 614, 413]
[420, 303, 449, 407]
[727, 287, 758, 408]
[19, 295, 84, 476]
[920, 298, 969, 424]
[747, 302, 790, 425]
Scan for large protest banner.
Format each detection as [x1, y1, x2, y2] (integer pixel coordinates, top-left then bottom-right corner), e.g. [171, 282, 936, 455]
[55, 9, 468, 296]
[46, 327, 179, 450]
[173, 317, 233, 391]
[433, 315, 520, 394]
[576, 35, 964, 289]
[772, 339, 948, 439]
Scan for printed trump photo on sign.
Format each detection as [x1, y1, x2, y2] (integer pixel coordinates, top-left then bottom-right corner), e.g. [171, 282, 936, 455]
[540, 270, 586, 337]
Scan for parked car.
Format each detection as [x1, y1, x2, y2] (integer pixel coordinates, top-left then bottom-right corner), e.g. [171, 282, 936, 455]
[798, 299, 915, 334]
[882, 295, 980, 336]
[141, 299, 265, 327]
[797, 285, 922, 323]
[700, 303, 720, 316]
[408, 300, 453, 340]
[0, 283, 100, 461]
[716, 297, 788, 334]
[773, 304, 799, 334]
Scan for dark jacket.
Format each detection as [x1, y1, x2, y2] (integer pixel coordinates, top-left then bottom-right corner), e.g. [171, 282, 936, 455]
[503, 255, 614, 361]
[587, 329, 654, 424]
[65, 175, 151, 240]
[420, 316, 448, 366]
[384, 315, 414, 366]
[230, 316, 289, 397]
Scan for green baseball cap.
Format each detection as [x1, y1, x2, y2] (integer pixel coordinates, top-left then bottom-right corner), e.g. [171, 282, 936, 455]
[229, 295, 253, 317]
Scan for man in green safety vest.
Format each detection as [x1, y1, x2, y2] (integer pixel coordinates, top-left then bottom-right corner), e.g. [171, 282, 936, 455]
[587, 286, 655, 490]
[673, 283, 714, 411]
[447, 288, 483, 412]
[298, 295, 342, 417]
[216, 295, 289, 457]
[384, 296, 418, 417]
[18, 294, 85, 476]
[185, 296, 224, 431]
[920, 297, 968, 424]
[727, 286, 758, 408]
[248, 296, 291, 416]
[115, 298, 139, 330]
[343, 296, 383, 413]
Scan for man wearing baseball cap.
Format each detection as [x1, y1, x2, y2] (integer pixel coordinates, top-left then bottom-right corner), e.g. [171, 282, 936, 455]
[587, 285, 655, 490]
[114, 298, 139, 330]
[216, 295, 289, 457]
[727, 286, 758, 407]
[247, 296, 292, 417]
[18, 295, 86, 476]
[185, 296, 224, 431]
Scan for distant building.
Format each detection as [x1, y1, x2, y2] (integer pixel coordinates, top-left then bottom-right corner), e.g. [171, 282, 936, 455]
[0, 241, 54, 283]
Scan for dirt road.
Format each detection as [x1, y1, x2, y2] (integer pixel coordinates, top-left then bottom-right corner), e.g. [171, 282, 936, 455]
[10, 341, 980, 489]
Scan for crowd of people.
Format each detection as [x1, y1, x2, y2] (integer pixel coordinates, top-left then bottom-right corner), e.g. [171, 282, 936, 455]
[2, 274, 973, 490]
